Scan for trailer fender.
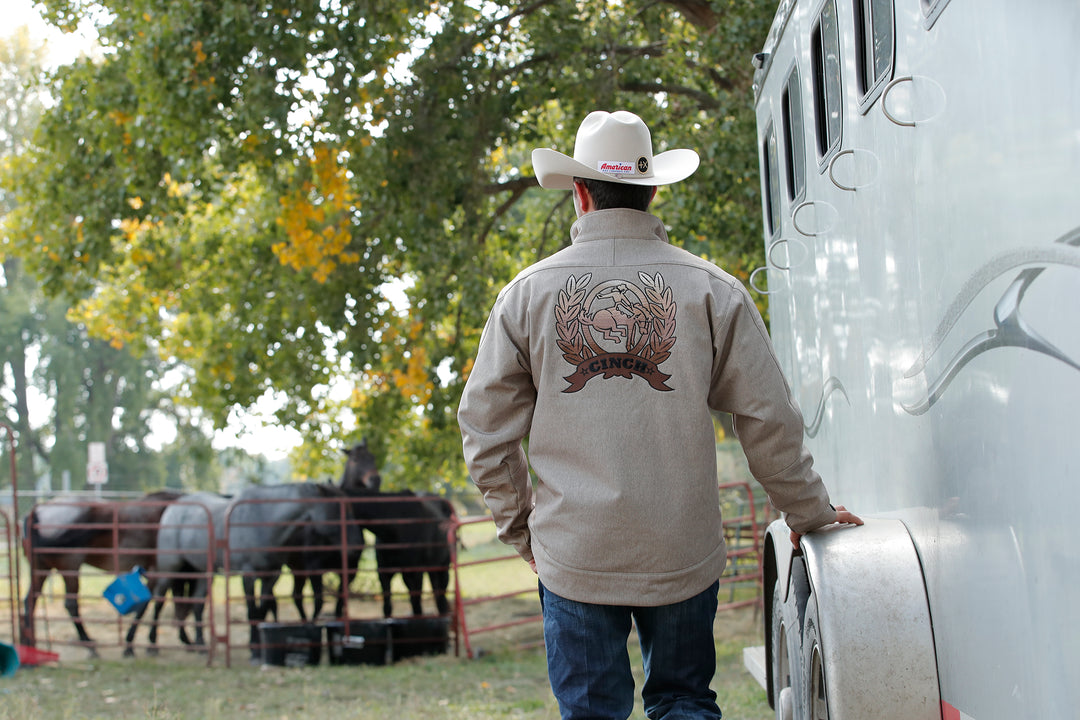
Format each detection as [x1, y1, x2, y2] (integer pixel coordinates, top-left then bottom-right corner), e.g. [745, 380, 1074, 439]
[762, 519, 801, 709]
[763, 518, 797, 603]
[766, 517, 941, 720]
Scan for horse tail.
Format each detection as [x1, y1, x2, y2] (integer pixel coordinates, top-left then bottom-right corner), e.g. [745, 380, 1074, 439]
[22, 509, 37, 558]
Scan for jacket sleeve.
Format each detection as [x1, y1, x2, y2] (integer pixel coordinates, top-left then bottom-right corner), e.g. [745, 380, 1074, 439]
[457, 299, 537, 562]
[707, 284, 837, 534]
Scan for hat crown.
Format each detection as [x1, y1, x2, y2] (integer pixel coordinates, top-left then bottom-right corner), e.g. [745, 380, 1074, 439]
[572, 111, 653, 180]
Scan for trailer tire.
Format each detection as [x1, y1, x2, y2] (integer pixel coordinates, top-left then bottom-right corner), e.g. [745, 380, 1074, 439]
[770, 578, 798, 720]
[801, 593, 829, 720]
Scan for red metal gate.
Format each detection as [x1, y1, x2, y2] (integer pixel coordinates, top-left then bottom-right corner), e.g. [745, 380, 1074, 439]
[19, 494, 210, 662]
[1, 507, 17, 654]
[449, 480, 770, 658]
[8, 481, 770, 665]
[716, 480, 766, 612]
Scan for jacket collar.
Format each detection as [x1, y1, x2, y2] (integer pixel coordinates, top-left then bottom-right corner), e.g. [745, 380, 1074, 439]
[569, 208, 671, 245]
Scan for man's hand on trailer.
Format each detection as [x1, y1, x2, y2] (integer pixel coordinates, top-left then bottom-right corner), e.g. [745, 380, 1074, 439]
[790, 505, 864, 549]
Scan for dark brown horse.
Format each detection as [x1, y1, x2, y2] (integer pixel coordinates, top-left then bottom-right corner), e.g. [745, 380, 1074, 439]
[338, 440, 454, 618]
[340, 439, 383, 491]
[21, 490, 184, 657]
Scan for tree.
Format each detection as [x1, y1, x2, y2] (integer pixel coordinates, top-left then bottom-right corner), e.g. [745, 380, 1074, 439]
[6, 1, 775, 488]
[1, 26, 51, 489]
[0, 26, 220, 492]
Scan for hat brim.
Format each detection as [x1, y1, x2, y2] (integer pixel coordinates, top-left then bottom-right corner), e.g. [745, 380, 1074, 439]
[532, 148, 699, 190]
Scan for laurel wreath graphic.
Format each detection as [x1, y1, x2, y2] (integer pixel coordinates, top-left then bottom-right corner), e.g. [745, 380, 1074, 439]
[638, 271, 677, 364]
[555, 273, 593, 364]
[554, 272, 677, 366]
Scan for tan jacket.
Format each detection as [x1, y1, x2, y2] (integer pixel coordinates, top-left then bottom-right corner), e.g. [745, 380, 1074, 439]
[458, 209, 835, 606]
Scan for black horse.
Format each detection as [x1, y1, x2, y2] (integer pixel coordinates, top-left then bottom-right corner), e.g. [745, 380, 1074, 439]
[338, 440, 454, 618]
[287, 508, 364, 621]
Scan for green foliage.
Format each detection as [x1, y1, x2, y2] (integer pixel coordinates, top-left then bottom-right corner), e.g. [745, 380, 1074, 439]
[6, 1, 776, 489]
[0, 28, 227, 492]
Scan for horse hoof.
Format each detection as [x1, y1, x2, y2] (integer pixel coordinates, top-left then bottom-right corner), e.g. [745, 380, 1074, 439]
[146, 647, 159, 657]
[123, 647, 135, 658]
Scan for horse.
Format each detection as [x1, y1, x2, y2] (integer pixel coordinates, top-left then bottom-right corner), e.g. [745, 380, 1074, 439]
[20, 490, 185, 657]
[146, 491, 231, 651]
[338, 440, 455, 618]
[286, 516, 364, 621]
[149, 481, 358, 660]
[340, 438, 383, 490]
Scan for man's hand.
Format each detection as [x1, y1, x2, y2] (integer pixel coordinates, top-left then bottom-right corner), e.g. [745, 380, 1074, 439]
[790, 505, 864, 549]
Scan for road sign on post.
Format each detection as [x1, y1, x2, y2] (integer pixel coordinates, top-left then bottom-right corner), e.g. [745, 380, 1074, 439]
[87, 441, 108, 486]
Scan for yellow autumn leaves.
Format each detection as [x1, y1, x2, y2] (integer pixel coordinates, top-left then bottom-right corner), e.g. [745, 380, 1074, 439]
[274, 145, 360, 283]
[63, 141, 434, 404]
[363, 319, 435, 408]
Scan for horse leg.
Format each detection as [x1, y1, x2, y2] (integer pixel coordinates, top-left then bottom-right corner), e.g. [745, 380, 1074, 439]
[61, 573, 98, 658]
[172, 578, 204, 647]
[172, 578, 192, 645]
[379, 568, 395, 618]
[123, 592, 153, 658]
[124, 570, 166, 657]
[21, 569, 46, 647]
[260, 571, 280, 623]
[332, 579, 344, 619]
[291, 572, 308, 622]
[430, 569, 451, 616]
[338, 563, 360, 618]
[191, 578, 208, 647]
[148, 596, 169, 654]
[333, 570, 350, 618]
[403, 571, 424, 616]
[310, 574, 325, 620]
[135, 577, 171, 657]
[242, 574, 261, 663]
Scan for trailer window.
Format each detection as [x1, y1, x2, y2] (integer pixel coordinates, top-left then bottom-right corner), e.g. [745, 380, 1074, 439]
[763, 119, 782, 238]
[811, 0, 842, 165]
[782, 65, 806, 203]
[854, 0, 895, 109]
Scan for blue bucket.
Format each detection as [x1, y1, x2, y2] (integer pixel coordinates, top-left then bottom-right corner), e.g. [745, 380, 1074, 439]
[0, 642, 19, 677]
[103, 566, 151, 614]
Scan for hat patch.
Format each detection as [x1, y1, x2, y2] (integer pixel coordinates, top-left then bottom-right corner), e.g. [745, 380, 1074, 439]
[597, 160, 636, 176]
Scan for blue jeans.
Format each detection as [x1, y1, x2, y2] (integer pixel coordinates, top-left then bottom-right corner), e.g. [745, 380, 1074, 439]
[539, 581, 722, 720]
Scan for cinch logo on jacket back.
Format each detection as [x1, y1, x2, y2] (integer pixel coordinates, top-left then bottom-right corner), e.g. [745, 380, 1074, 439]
[554, 272, 677, 392]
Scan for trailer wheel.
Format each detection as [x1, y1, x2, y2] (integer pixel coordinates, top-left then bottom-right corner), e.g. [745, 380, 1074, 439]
[771, 575, 804, 720]
[802, 593, 829, 720]
[763, 518, 940, 720]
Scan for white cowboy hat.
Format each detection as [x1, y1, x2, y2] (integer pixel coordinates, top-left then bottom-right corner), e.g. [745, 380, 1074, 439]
[532, 110, 699, 190]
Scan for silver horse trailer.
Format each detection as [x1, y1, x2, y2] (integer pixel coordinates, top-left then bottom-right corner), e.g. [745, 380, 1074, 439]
[747, 1, 1080, 718]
